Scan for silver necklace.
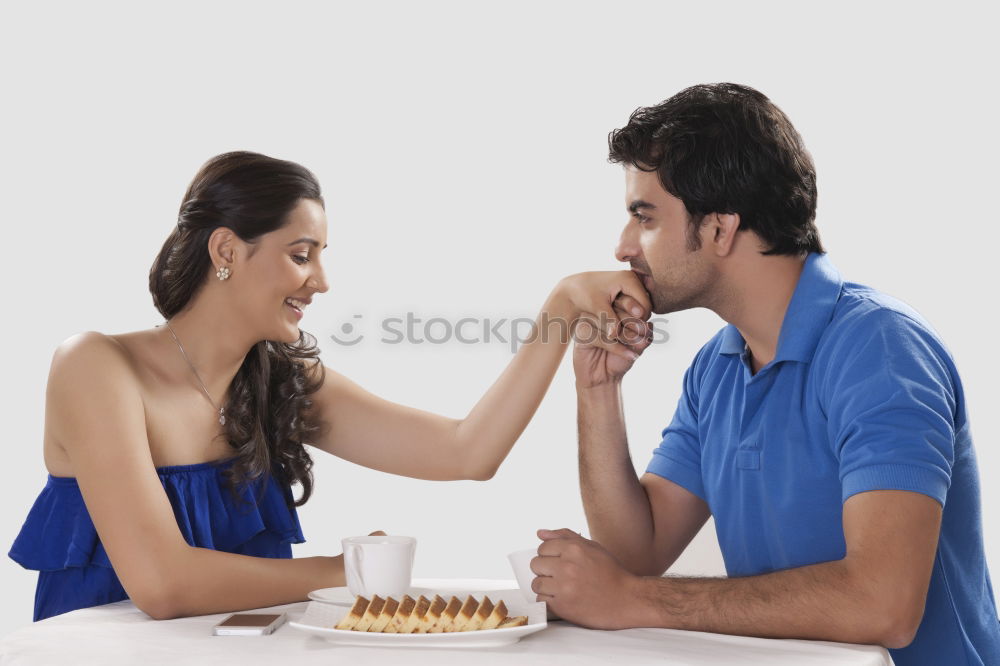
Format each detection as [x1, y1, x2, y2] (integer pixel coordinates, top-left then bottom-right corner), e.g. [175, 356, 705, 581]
[161, 321, 226, 426]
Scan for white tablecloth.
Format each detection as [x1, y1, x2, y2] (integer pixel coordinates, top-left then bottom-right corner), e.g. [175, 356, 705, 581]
[0, 578, 893, 665]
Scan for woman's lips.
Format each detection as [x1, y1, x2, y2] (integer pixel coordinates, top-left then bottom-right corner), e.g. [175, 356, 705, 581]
[285, 302, 303, 320]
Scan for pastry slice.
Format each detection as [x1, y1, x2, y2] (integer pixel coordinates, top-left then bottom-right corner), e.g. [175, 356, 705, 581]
[368, 595, 399, 632]
[429, 596, 462, 633]
[413, 595, 447, 633]
[384, 594, 416, 634]
[334, 595, 370, 630]
[399, 595, 431, 634]
[498, 616, 528, 629]
[479, 599, 509, 630]
[353, 595, 385, 632]
[451, 595, 479, 632]
[462, 595, 494, 631]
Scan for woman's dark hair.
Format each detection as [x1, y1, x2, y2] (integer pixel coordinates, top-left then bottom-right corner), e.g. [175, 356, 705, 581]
[149, 151, 326, 508]
[608, 83, 823, 256]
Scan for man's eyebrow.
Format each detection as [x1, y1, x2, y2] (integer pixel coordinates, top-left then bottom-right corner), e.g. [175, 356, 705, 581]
[628, 200, 657, 214]
[287, 237, 328, 249]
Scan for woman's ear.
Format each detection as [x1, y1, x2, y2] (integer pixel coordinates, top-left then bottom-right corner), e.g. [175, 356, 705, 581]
[207, 227, 237, 267]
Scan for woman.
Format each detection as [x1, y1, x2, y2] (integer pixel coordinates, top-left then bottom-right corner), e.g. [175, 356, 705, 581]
[8, 151, 653, 622]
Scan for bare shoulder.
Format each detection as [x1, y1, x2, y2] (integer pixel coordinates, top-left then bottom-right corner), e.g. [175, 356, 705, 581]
[49, 331, 137, 385]
[303, 357, 360, 391]
[300, 355, 344, 387]
[46, 331, 143, 424]
[299, 359, 363, 422]
[44, 331, 151, 471]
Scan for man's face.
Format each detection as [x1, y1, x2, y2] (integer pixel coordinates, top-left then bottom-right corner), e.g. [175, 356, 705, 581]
[615, 166, 716, 315]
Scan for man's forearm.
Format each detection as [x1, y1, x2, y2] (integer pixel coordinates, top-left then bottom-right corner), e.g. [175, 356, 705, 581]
[577, 383, 657, 573]
[626, 558, 914, 649]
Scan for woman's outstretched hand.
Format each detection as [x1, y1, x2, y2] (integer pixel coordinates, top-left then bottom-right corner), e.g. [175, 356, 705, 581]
[301, 270, 654, 482]
[554, 271, 654, 388]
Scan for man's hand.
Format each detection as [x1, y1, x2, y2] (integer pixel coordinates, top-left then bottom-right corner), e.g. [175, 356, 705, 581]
[554, 271, 653, 389]
[530, 528, 642, 630]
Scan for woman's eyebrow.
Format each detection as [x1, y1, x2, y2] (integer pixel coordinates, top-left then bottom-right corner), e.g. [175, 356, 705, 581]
[286, 237, 328, 249]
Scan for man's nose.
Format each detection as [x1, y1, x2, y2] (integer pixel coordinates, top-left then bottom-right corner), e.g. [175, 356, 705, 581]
[615, 225, 638, 264]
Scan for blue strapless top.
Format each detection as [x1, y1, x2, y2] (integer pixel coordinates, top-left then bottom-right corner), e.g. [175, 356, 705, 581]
[8, 457, 305, 622]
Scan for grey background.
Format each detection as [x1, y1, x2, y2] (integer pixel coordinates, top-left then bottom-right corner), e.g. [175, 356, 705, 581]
[1, 0, 996, 635]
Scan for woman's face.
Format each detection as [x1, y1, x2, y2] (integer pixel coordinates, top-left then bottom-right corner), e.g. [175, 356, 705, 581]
[238, 198, 330, 343]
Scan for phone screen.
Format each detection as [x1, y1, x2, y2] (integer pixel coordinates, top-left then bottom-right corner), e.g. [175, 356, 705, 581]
[217, 613, 283, 627]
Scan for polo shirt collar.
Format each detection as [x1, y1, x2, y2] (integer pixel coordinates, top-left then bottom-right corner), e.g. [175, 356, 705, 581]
[718, 252, 843, 364]
[719, 322, 747, 355]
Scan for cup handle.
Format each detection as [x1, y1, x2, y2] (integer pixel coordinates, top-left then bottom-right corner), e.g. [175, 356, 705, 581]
[345, 544, 365, 593]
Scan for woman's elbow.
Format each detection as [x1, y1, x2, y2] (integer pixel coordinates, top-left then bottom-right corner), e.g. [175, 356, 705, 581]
[459, 462, 497, 481]
[128, 569, 188, 621]
[454, 439, 501, 480]
[133, 587, 182, 621]
[472, 467, 498, 481]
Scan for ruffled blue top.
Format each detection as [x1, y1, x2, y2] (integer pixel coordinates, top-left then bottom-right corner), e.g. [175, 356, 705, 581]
[8, 457, 305, 622]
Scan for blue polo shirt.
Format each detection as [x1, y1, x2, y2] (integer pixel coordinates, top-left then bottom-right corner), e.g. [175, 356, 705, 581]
[646, 252, 999, 665]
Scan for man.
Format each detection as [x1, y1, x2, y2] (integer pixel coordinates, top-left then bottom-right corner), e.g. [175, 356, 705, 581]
[531, 83, 999, 665]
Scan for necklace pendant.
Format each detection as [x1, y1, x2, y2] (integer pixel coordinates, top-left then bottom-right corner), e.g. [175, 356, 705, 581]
[219, 408, 226, 426]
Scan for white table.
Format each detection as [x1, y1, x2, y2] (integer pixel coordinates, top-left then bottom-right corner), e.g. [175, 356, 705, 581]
[0, 578, 893, 665]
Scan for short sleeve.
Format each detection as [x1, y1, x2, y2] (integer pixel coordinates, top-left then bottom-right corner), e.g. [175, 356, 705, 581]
[646, 358, 706, 502]
[823, 308, 958, 506]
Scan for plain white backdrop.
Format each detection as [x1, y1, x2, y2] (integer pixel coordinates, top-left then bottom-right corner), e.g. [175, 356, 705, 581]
[1, 0, 996, 635]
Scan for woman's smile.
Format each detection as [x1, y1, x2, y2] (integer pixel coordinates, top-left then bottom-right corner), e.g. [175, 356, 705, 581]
[284, 297, 306, 320]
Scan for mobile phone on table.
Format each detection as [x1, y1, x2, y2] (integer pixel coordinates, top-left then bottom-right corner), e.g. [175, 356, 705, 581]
[212, 612, 287, 636]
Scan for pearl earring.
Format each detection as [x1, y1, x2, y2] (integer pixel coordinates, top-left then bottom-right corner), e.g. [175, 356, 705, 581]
[216, 266, 231, 281]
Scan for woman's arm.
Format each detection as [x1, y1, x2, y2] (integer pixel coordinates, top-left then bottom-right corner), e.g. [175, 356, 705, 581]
[306, 271, 652, 481]
[48, 332, 347, 620]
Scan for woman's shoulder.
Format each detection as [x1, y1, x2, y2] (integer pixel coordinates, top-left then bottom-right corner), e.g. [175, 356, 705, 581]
[52, 330, 128, 365]
[44, 331, 152, 471]
[53, 327, 165, 363]
[48, 331, 144, 393]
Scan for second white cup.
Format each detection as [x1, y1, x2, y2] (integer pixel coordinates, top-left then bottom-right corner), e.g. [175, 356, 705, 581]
[342, 535, 416, 599]
[507, 547, 538, 603]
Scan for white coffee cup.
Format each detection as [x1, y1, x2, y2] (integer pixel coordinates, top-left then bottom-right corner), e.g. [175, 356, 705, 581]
[507, 547, 538, 603]
[342, 535, 416, 599]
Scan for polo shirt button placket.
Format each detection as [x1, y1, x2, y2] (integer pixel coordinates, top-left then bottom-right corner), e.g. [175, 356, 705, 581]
[738, 371, 770, 472]
[736, 439, 762, 471]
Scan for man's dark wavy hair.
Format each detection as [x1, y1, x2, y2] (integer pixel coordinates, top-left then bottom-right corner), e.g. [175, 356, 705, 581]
[148, 151, 325, 508]
[608, 83, 823, 256]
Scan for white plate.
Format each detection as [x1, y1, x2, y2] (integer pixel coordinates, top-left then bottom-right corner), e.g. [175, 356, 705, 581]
[308, 586, 448, 606]
[308, 584, 520, 606]
[290, 590, 547, 648]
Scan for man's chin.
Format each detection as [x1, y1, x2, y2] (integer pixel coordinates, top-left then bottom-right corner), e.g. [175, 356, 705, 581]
[651, 297, 696, 316]
[648, 292, 669, 315]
